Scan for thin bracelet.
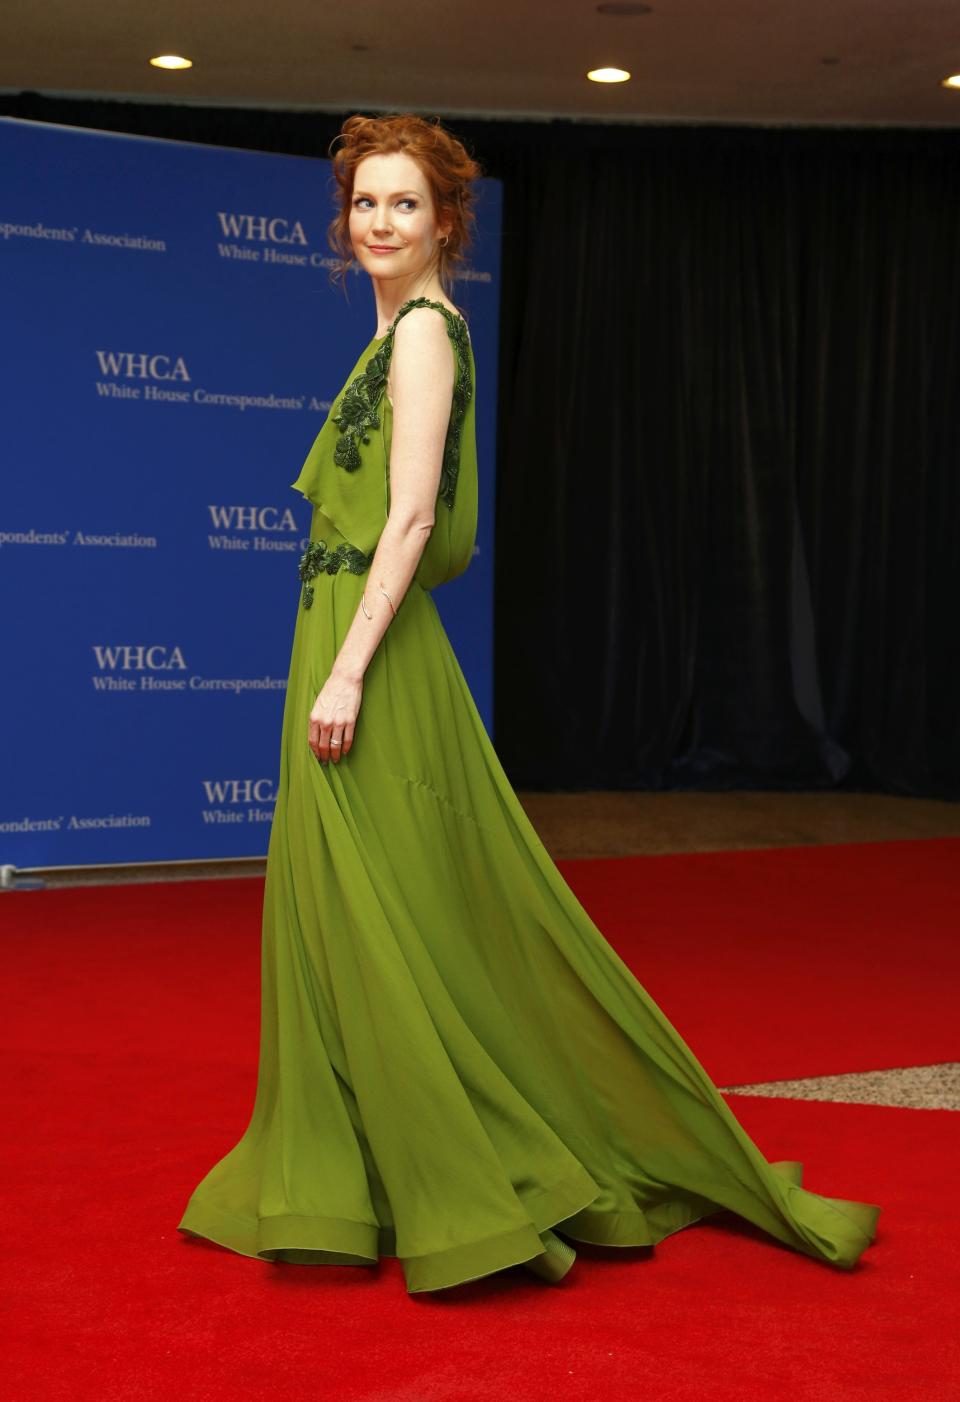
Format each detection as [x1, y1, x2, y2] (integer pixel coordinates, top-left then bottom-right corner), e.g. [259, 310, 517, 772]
[378, 582, 398, 617]
[361, 584, 399, 620]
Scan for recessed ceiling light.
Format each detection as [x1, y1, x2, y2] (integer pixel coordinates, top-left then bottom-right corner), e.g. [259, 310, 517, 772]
[587, 66, 631, 83]
[149, 54, 193, 70]
[941, 74, 960, 89]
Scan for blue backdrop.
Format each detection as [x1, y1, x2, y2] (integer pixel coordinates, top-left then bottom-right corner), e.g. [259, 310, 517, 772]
[0, 117, 501, 870]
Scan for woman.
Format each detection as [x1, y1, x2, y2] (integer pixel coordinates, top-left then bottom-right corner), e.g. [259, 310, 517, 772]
[177, 113, 881, 1293]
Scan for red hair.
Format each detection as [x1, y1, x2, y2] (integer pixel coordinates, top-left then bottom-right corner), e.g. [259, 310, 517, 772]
[327, 113, 483, 292]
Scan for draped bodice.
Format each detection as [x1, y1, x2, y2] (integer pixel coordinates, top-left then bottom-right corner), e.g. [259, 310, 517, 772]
[289, 297, 478, 593]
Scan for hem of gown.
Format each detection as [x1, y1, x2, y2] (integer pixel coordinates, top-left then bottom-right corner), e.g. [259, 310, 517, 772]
[177, 1201, 380, 1268]
[760, 1157, 883, 1269]
[553, 1158, 804, 1249]
[552, 1157, 880, 1275]
[176, 1156, 881, 1291]
[175, 1162, 605, 1294]
[556, 1158, 880, 1272]
[402, 1163, 603, 1293]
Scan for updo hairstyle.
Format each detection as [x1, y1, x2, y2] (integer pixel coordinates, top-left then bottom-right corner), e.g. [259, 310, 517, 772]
[327, 113, 483, 292]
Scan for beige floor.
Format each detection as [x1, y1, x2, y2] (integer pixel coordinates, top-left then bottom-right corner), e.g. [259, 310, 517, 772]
[516, 789, 960, 860]
[10, 789, 958, 1110]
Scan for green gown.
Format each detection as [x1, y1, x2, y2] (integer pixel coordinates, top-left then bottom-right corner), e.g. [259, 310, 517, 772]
[177, 296, 881, 1293]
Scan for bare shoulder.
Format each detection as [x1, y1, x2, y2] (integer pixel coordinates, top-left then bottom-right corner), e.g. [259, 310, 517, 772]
[394, 303, 459, 340]
[391, 306, 456, 375]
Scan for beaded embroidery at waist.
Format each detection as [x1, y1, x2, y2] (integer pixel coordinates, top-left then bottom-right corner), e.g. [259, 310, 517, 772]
[298, 536, 373, 609]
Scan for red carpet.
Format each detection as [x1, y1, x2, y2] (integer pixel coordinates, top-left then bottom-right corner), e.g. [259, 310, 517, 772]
[3, 838, 959, 1398]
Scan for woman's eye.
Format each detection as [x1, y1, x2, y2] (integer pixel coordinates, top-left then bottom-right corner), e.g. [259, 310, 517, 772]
[353, 197, 418, 211]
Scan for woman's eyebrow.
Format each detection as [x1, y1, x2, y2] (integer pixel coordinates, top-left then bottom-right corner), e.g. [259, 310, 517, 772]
[352, 189, 422, 198]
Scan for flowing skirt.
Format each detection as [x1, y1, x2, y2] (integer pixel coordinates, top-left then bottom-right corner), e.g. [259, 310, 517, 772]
[177, 511, 880, 1292]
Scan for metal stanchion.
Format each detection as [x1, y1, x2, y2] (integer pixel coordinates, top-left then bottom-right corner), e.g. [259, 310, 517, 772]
[0, 864, 46, 891]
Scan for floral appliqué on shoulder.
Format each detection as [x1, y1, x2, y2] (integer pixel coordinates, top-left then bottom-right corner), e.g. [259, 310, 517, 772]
[330, 344, 390, 473]
[330, 296, 472, 512]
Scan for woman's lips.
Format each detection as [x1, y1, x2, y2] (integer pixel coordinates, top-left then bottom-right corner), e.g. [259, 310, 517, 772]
[368, 245, 400, 252]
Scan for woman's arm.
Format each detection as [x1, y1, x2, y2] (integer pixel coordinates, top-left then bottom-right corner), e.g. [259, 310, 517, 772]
[308, 307, 456, 763]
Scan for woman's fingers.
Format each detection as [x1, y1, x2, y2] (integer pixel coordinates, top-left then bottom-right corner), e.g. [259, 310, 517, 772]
[308, 715, 328, 763]
[311, 719, 333, 764]
[309, 678, 362, 764]
[308, 715, 352, 765]
[307, 715, 321, 760]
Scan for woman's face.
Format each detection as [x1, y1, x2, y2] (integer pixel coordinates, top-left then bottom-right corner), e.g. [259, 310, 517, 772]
[349, 151, 449, 286]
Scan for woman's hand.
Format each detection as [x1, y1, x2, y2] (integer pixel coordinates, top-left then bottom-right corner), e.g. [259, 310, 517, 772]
[309, 666, 363, 765]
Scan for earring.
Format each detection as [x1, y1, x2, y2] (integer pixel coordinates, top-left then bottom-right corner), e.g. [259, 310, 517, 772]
[439, 234, 449, 246]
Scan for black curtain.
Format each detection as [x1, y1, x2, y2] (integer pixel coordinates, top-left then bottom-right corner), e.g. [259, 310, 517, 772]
[4, 95, 959, 797]
[491, 124, 960, 797]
